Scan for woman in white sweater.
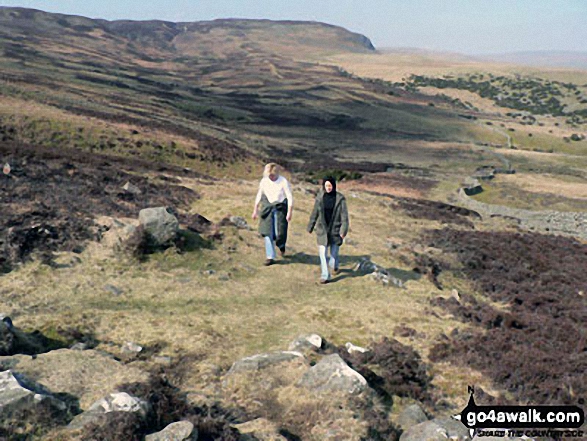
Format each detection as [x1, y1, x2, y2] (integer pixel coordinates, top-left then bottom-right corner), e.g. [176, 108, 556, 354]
[252, 163, 293, 265]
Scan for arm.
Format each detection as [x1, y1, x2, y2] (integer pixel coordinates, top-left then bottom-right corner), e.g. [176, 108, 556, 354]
[252, 180, 264, 219]
[283, 178, 294, 222]
[307, 198, 320, 233]
[340, 198, 349, 238]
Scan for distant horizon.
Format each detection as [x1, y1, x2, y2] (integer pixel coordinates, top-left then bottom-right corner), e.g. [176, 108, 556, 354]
[1, 1, 585, 55]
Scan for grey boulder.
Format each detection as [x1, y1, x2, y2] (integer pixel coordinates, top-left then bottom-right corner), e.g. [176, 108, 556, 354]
[139, 207, 179, 245]
[145, 420, 198, 441]
[298, 354, 368, 395]
[0, 370, 66, 417]
[228, 351, 305, 374]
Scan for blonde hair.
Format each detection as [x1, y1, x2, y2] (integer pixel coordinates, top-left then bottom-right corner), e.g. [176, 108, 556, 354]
[263, 163, 279, 178]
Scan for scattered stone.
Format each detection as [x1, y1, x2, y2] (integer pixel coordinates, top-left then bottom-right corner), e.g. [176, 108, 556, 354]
[122, 181, 142, 195]
[228, 216, 250, 230]
[145, 420, 198, 441]
[228, 351, 305, 374]
[219, 215, 248, 229]
[288, 334, 323, 352]
[69, 392, 150, 430]
[400, 417, 470, 441]
[345, 342, 368, 354]
[218, 272, 231, 281]
[96, 216, 139, 251]
[355, 258, 405, 287]
[463, 178, 483, 196]
[202, 269, 216, 276]
[138, 207, 179, 245]
[396, 403, 428, 431]
[70, 342, 88, 351]
[121, 342, 143, 354]
[104, 284, 124, 296]
[0, 370, 66, 417]
[298, 353, 368, 395]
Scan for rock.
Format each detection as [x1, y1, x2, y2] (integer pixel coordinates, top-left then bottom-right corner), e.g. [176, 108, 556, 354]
[288, 334, 323, 352]
[139, 207, 179, 245]
[121, 341, 143, 354]
[228, 351, 305, 374]
[70, 342, 88, 351]
[355, 258, 404, 288]
[0, 370, 66, 417]
[186, 213, 213, 234]
[396, 403, 428, 431]
[122, 181, 142, 195]
[146, 420, 198, 441]
[218, 272, 231, 281]
[104, 284, 124, 296]
[234, 418, 287, 441]
[463, 178, 483, 196]
[400, 417, 470, 441]
[345, 342, 368, 354]
[220, 215, 250, 230]
[229, 216, 250, 230]
[69, 392, 150, 430]
[451, 289, 461, 302]
[298, 354, 368, 395]
[97, 216, 139, 251]
[3, 349, 149, 409]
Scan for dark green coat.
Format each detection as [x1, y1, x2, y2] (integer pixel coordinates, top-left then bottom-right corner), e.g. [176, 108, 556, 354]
[307, 192, 349, 246]
[258, 195, 289, 249]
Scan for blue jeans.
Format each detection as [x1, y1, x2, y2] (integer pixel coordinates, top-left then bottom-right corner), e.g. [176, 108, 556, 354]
[264, 209, 278, 259]
[319, 244, 339, 280]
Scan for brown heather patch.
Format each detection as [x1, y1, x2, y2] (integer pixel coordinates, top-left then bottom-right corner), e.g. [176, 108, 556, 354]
[424, 229, 587, 405]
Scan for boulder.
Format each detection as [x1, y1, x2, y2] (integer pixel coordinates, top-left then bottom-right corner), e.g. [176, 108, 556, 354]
[145, 420, 198, 441]
[1, 348, 149, 409]
[96, 216, 139, 251]
[139, 207, 179, 245]
[0, 370, 66, 418]
[288, 334, 323, 352]
[298, 354, 368, 395]
[400, 417, 470, 441]
[228, 351, 305, 374]
[354, 258, 404, 288]
[69, 392, 149, 430]
[396, 403, 428, 431]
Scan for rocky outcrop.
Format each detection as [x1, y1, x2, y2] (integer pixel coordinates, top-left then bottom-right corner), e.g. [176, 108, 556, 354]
[0, 370, 67, 418]
[298, 353, 368, 395]
[396, 403, 428, 430]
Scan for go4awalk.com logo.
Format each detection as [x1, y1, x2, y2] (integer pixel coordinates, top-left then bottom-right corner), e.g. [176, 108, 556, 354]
[454, 387, 585, 439]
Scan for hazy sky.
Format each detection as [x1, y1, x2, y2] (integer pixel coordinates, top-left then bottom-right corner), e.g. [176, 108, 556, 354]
[1, 0, 585, 54]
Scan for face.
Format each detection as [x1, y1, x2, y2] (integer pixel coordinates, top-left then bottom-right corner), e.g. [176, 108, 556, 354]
[269, 173, 278, 181]
[324, 181, 333, 193]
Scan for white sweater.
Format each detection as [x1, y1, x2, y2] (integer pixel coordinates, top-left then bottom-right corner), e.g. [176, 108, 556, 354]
[255, 175, 293, 206]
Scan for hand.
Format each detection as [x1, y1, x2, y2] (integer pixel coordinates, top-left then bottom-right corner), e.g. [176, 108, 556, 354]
[252, 210, 258, 220]
[286, 212, 292, 223]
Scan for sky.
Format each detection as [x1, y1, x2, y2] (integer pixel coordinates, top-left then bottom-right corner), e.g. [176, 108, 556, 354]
[1, 0, 585, 54]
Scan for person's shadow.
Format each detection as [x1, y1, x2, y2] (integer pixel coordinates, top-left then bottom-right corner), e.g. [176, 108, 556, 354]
[286, 252, 421, 285]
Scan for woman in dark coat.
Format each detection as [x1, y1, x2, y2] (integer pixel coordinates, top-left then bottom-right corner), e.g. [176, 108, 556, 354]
[307, 177, 349, 283]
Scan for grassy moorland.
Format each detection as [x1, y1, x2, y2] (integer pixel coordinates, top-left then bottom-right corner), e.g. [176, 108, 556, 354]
[1, 7, 587, 440]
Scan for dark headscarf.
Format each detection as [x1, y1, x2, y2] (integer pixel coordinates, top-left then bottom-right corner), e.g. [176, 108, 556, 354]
[322, 176, 337, 227]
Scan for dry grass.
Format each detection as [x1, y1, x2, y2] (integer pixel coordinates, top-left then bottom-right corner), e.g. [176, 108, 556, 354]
[0, 177, 498, 414]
